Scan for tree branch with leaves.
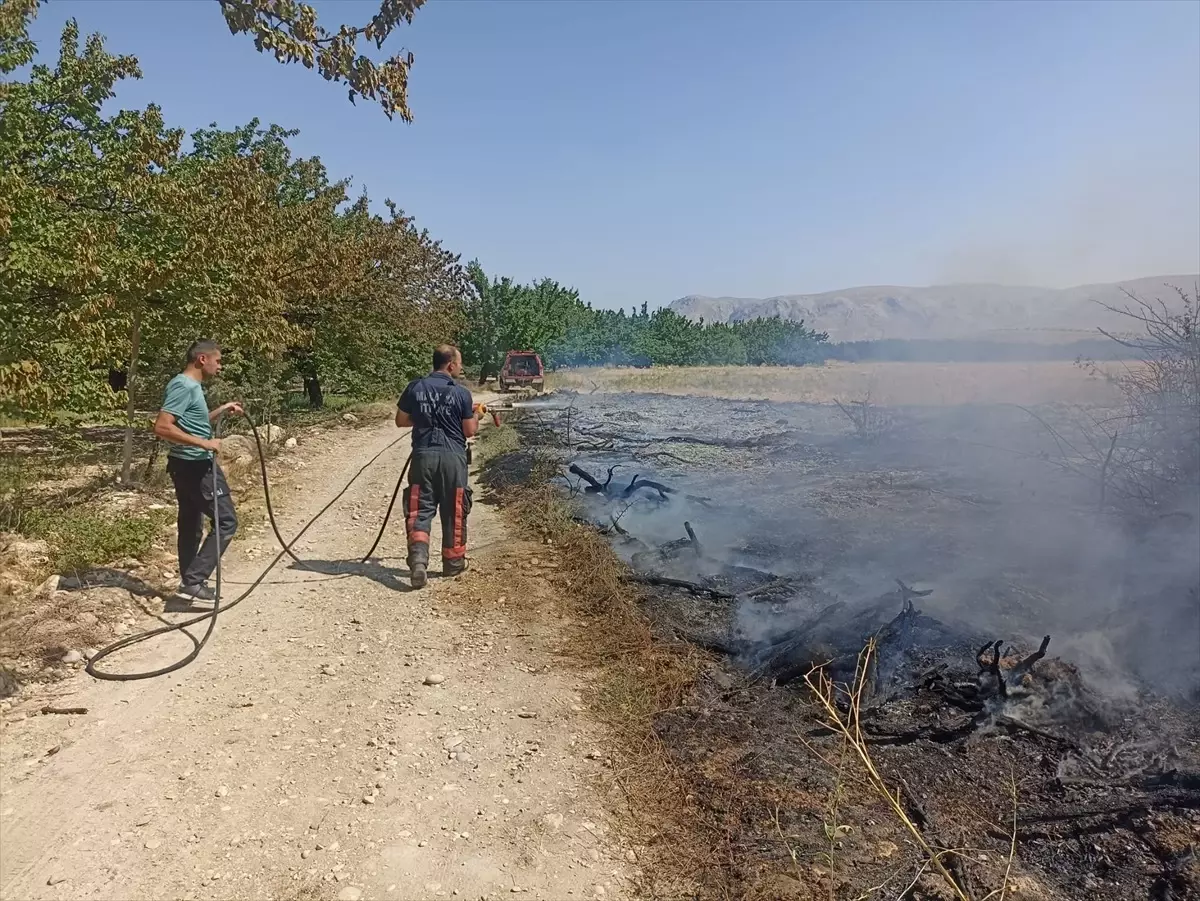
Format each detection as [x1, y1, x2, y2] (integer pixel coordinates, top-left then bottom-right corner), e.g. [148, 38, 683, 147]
[217, 0, 426, 121]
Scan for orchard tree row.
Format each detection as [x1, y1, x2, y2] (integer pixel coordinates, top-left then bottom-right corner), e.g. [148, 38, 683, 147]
[461, 272, 830, 374]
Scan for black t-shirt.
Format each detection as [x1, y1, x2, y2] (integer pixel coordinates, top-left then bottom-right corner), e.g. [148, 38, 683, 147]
[397, 371, 474, 451]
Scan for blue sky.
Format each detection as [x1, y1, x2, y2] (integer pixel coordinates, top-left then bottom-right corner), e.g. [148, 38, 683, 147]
[24, 0, 1200, 309]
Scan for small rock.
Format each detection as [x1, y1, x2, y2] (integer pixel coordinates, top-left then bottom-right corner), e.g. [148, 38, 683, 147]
[216, 434, 254, 461]
[61, 650, 83, 665]
[301, 850, 312, 860]
[265, 424, 285, 444]
[362, 795, 376, 805]
[542, 813, 565, 833]
[342, 413, 359, 424]
[144, 839, 161, 850]
[35, 574, 60, 597]
[215, 785, 228, 798]
[284, 437, 298, 449]
[625, 850, 638, 863]
[423, 674, 445, 686]
[455, 751, 474, 765]
[336, 888, 363, 901]
[585, 750, 604, 760]
[442, 735, 464, 750]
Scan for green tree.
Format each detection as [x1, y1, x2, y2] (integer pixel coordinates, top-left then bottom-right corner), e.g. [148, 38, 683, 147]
[460, 263, 584, 377]
[1, 12, 186, 418]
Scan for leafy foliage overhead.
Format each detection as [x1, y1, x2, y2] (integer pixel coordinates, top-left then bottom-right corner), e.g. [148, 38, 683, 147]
[218, 0, 426, 121]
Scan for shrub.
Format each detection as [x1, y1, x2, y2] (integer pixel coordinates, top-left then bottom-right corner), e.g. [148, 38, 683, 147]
[23, 508, 172, 575]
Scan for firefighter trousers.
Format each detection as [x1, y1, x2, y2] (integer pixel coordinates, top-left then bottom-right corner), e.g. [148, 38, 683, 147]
[405, 447, 472, 571]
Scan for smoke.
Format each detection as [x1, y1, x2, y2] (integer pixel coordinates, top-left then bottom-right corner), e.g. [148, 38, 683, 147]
[559, 390, 1200, 701]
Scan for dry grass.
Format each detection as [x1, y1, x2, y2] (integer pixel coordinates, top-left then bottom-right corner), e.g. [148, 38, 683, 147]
[0, 579, 158, 672]
[553, 361, 1125, 407]
[803, 642, 1023, 901]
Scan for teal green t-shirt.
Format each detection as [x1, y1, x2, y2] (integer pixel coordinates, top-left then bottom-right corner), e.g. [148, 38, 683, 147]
[161, 373, 212, 460]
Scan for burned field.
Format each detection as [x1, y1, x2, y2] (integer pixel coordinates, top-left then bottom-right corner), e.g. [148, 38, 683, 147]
[514, 391, 1200, 900]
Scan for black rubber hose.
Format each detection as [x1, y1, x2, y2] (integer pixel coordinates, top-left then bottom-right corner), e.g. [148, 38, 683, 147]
[86, 411, 411, 682]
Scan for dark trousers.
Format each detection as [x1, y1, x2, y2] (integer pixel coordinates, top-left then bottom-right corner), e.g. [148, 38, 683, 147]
[167, 456, 238, 587]
[405, 448, 471, 570]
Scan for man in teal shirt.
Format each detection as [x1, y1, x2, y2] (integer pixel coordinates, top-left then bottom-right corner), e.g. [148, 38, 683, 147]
[153, 339, 242, 604]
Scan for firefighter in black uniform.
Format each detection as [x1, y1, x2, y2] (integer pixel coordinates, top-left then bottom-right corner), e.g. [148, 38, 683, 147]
[395, 344, 479, 588]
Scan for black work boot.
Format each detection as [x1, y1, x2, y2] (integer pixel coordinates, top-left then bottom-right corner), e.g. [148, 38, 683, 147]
[409, 563, 428, 589]
[442, 558, 469, 578]
[407, 550, 429, 589]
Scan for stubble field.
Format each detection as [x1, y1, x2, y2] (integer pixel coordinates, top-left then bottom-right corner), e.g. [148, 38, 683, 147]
[553, 360, 1126, 407]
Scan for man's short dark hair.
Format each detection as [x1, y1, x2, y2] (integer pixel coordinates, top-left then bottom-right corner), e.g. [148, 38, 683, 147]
[432, 344, 459, 371]
[187, 339, 220, 365]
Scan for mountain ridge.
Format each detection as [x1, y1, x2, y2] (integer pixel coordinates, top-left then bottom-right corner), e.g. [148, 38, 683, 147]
[667, 274, 1199, 341]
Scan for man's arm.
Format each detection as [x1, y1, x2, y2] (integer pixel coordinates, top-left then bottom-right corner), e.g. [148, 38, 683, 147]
[395, 383, 415, 428]
[153, 411, 220, 452]
[461, 388, 479, 439]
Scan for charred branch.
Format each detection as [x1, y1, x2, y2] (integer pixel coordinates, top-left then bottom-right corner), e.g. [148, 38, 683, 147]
[622, 474, 675, 500]
[568, 462, 610, 493]
[627, 572, 735, 600]
[1009, 634, 1052, 681]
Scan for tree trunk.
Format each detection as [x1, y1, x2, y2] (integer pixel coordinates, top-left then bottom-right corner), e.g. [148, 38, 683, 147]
[143, 437, 161, 481]
[304, 374, 324, 409]
[120, 308, 142, 485]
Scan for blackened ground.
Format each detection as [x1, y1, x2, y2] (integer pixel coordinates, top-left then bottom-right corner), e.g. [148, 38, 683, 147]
[511, 391, 1200, 900]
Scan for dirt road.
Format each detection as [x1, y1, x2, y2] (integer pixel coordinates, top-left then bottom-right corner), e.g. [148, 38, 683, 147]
[0, 414, 631, 901]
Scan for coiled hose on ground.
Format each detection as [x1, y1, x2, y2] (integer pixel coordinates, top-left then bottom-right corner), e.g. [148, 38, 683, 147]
[85, 411, 411, 682]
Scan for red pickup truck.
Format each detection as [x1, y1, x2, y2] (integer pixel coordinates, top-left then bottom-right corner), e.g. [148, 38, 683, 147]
[498, 350, 544, 393]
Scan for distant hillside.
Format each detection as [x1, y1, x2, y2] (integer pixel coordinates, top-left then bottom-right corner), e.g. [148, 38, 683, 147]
[668, 275, 1198, 342]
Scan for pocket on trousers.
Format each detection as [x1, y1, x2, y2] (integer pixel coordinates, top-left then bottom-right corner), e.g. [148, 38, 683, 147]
[198, 464, 225, 503]
[462, 486, 474, 517]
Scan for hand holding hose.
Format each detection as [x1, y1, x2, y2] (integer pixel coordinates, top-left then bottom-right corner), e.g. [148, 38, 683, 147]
[474, 403, 502, 427]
